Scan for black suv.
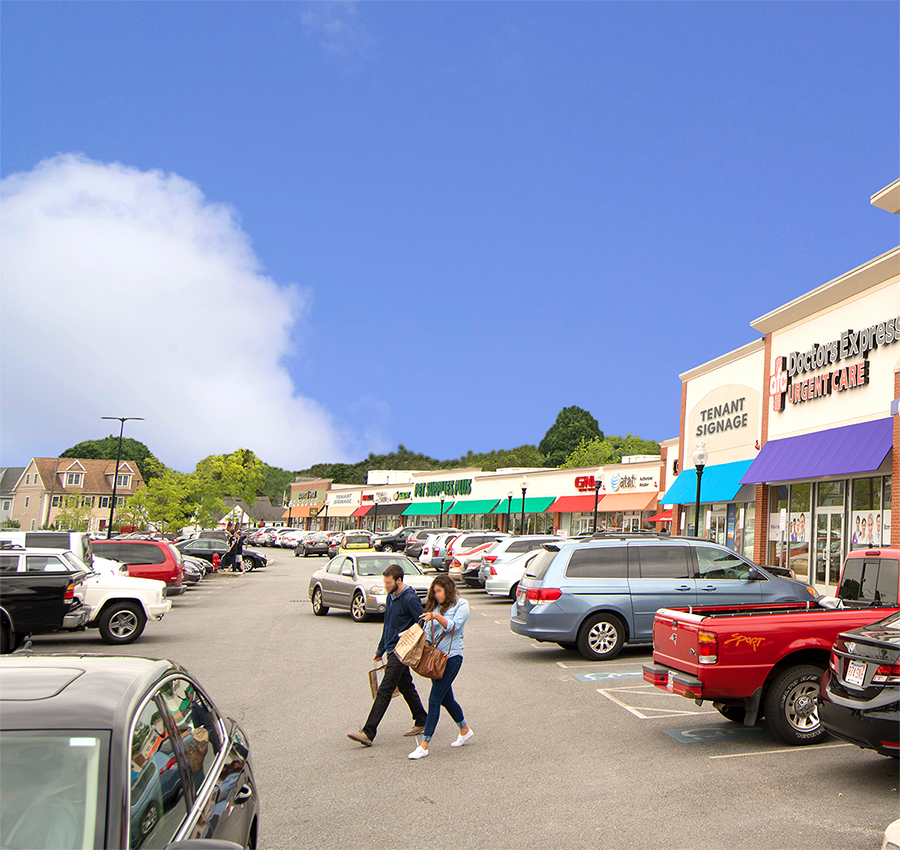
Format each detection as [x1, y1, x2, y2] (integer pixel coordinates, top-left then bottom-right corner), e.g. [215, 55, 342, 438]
[374, 527, 427, 553]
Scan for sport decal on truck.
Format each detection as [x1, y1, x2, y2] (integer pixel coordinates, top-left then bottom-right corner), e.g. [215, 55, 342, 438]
[724, 634, 766, 651]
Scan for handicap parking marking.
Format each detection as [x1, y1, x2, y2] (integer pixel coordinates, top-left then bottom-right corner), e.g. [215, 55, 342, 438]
[596, 684, 720, 720]
[573, 669, 644, 682]
[664, 723, 769, 744]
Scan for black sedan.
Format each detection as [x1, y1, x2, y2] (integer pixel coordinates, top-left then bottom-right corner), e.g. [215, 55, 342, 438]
[295, 532, 331, 558]
[0, 654, 259, 849]
[174, 539, 267, 571]
[819, 609, 900, 758]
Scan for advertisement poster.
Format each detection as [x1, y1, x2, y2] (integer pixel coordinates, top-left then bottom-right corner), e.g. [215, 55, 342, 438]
[850, 510, 891, 548]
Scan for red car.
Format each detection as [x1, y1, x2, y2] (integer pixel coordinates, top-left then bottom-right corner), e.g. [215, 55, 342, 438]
[92, 539, 186, 596]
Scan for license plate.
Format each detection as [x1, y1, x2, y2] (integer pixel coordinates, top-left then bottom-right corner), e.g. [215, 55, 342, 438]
[667, 670, 676, 693]
[845, 660, 867, 688]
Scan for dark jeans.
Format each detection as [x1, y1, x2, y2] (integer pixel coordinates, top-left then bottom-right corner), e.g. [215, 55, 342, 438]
[423, 655, 465, 741]
[363, 654, 426, 741]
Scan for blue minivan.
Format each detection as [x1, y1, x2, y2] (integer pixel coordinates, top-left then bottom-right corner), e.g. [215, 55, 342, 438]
[510, 534, 817, 660]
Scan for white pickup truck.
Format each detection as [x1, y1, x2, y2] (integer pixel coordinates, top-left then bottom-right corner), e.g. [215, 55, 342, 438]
[80, 556, 171, 644]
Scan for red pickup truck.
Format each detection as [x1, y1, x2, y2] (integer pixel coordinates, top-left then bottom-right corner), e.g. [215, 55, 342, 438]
[643, 547, 900, 745]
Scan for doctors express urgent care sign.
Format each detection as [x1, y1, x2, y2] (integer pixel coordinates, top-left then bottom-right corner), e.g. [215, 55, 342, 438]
[770, 314, 900, 413]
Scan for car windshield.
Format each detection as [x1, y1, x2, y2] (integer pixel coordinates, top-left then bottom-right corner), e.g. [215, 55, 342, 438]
[63, 551, 93, 574]
[0, 731, 108, 849]
[355, 557, 421, 576]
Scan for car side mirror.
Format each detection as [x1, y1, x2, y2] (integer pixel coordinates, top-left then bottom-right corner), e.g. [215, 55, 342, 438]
[747, 567, 762, 581]
[341, 567, 353, 577]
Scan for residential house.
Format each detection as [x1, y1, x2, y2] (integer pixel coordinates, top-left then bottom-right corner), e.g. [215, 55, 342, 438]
[0, 467, 25, 525]
[10, 458, 145, 532]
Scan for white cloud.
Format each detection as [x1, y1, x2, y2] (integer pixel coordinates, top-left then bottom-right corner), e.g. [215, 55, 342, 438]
[0, 153, 348, 472]
[300, 2, 378, 62]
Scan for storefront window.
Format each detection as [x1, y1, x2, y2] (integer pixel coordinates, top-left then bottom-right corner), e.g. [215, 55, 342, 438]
[851, 477, 883, 549]
[740, 502, 755, 558]
[788, 483, 811, 580]
[769, 486, 789, 568]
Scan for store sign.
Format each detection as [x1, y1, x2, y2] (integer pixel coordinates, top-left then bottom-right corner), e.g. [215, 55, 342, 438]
[395, 491, 411, 501]
[574, 476, 599, 492]
[696, 398, 749, 437]
[309, 506, 320, 517]
[770, 316, 899, 413]
[332, 493, 355, 506]
[414, 479, 473, 498]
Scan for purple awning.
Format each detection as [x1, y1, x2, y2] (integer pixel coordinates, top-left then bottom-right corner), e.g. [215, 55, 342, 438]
[740, 418, 894, 484]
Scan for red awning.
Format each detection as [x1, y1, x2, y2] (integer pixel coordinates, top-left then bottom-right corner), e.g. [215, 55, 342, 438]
[597, 492, 657, 511]
[351, 504, 373, 517]
[646, 509, 673, 523]
[546, 495, 602, 513]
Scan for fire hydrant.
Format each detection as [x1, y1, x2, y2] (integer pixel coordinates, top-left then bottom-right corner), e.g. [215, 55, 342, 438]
[212, 553, 220, 572]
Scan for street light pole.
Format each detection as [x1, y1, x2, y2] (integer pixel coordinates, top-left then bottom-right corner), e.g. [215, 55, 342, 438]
[519, 476, 527, 537]
[439, 495, 446, 528]
[505, 490, 513, 534]
[101, 416, 144, 539]
[592, 476, 602, 534]
[692, 443, 708, 539]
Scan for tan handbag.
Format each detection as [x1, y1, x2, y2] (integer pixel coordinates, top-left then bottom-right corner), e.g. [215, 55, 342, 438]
[394, 622, 426, 666]
[413, 622, 455, 680]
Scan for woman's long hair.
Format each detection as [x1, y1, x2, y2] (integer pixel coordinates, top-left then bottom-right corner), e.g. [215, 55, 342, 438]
[424, 574, 458, 614]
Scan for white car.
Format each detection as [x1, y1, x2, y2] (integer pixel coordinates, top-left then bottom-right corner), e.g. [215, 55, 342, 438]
[277, 529, 308, 549]
[484, 550, 541, 599]
[80, 555, 171, 645]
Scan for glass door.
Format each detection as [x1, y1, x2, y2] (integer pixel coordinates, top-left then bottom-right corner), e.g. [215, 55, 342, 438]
[815, 510, 843, 587]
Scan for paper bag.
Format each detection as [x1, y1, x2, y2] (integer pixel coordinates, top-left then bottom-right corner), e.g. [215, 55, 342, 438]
[394, 622, 425, 666]
[369, 664, 400, 700]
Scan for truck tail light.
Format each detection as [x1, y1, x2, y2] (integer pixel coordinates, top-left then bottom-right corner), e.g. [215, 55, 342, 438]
[490, 567, 498, 575]
[871, 664, 900, 685]
[64, 583, 75, 601]
[698, 630, 718, 664]
[525, 587, 562, 605]
[484, 555, 498, 563]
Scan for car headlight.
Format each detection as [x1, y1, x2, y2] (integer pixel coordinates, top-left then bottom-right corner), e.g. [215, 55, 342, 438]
[369, 585, 384, 595]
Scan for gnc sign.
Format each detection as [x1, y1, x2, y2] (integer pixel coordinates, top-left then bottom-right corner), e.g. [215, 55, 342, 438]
[574, 476, 600, 492]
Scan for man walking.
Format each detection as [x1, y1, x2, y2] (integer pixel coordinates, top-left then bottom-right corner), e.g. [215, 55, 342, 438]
[348, 564, 427, 747]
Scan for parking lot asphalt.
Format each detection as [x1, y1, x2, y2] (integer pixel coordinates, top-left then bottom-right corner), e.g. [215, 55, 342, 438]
[25, 548, 899, 850]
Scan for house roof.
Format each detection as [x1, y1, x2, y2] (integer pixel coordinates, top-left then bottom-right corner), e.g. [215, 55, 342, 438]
[0, 468, 25, 499]
[221, 496, 284, 522]
[23, 458, 144, 497]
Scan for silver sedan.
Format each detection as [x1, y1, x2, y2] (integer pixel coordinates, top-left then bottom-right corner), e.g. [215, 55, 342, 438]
[307, 553, 433, 622]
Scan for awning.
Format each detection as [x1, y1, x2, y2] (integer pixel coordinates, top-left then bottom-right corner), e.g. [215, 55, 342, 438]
[662, 460, 754, 505]
[281, 509, 290, 519]
[446, 499, 499, 515]
[368, 502, 411, 517]
[490, 497, 556, 514]
[546, 495, 602, 514]
[292, 504, 325, 518]
[351, 504, 373, 518]
[740, 418, 894, 484]
[597, 492, 657, 511]
[646, 509, 673, 523]
[327, 503, 358, 517]
[402, 502, 448, 516]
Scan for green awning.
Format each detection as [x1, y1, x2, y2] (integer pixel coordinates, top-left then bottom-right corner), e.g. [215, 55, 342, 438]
[445, 499, 500, 516]
[402, 502, 452, 516]
[491, 497, 556, 514]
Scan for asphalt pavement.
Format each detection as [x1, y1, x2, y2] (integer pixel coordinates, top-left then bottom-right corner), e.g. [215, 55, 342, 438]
[25, 548, 899, 850]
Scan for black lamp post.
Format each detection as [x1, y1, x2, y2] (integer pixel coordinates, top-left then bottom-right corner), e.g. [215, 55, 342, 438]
[505, 490, 513, 534]
[439, 495, 447, 527]
[692, 443, 708, 538]
[592, 475, 603, 534]
[371, 499, 378, 534]
[101, 416, 144, 539]
[519, 476, 527, 536]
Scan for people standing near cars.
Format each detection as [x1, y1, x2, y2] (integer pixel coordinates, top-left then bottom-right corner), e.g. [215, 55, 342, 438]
[408, 575, 473, 760]
[224, 532, 244, 575]
[348, 564, 427, 748]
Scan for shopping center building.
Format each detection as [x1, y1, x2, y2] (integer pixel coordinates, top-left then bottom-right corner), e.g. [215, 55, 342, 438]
[661, 178, 900, 592]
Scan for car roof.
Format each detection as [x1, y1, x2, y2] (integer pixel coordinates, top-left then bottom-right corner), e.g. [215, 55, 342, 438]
[844, 547, 900, 559]
[0, 655, 179, 730]
[0, 547, 79, 557]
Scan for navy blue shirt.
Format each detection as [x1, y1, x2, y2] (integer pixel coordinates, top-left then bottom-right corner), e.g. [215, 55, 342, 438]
[377, 584, 424, 657]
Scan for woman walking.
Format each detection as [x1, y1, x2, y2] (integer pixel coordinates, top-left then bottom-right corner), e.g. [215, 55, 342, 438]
[408, 575, 473, 760]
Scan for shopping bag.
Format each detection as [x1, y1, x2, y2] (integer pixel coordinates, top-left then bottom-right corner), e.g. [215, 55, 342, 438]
[394, 622, 425, 666]
[369, 663, 400, 699]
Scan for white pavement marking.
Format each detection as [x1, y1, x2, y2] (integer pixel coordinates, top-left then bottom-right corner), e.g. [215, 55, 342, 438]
[597, 685, 719, 719]
[557, 660, 645, 669]
[708, 743, 853, 759]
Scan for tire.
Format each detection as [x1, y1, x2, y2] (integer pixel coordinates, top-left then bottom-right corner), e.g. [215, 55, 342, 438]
[764, 664, 827, 745]
[715, 705, 747, 724]
[140, 802, 161, 837]
[508, 583, 519, 600]
[576, 613, 626, 661]
[556, 642, 578, 651]
[382, 545, 394, 553]
[98, 602, 146, 645]
[311, 587, 329, 616]
[0, 624, 9, 655]
[350, 592, 369, 622]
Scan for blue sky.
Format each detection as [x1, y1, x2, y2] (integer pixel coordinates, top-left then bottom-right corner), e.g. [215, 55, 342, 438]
[2, 2, 898, 471]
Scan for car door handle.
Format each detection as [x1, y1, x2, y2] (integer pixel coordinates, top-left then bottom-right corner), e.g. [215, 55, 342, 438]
[234, 782, 254, 804]
[700, 586, 717, 592]
[675, 585, 692, 592]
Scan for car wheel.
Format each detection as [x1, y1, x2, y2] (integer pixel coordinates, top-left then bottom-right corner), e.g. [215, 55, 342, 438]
[577, 613, 625, 661]
[140, 802, 161, 836]
[507, 583, 519, 600]
[764, 664, 826, 745]
[98, 602, 146, 644]
[350, 592, 369, 622]
[311, 587, 329, 616]
[715, 704, 747, 724]
[0, 624, 9, 655]
[382, 545, 393, 553]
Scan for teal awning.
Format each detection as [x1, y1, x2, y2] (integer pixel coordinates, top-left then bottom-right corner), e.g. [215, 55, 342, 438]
[490, 497, 556, 514]
[403, 502, 453, 516]
[661, 460, 754, 505]
[446, 499, 500, 516]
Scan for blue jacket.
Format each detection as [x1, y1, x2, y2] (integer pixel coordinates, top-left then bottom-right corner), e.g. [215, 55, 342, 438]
[377, 585, 424, 658]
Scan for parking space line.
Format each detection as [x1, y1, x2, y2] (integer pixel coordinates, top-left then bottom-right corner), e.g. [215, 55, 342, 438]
[597, 685, 719, 719]
[708, 743, 853, 760]
[556, 661, 647, 669]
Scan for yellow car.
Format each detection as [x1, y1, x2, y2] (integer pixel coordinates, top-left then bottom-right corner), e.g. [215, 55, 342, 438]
[338, 532, 377, 554]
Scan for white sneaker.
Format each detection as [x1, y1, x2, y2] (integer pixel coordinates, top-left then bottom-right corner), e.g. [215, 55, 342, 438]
[408, 745, 429, 760]
[450, 730, 473, 747]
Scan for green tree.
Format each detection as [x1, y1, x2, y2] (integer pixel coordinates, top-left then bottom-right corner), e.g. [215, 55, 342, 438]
[53, 494, 94, 531]
[195, 449, 264, 509]
[60, 436, 160, 483]
[562, 433, 661, 468]
[127, 461, 195, 533]
[539, 406, 604, 467]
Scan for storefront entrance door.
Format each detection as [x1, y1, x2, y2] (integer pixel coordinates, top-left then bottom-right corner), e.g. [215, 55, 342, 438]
[709, 512, 727, 546]
[815, 509, 843, 587]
